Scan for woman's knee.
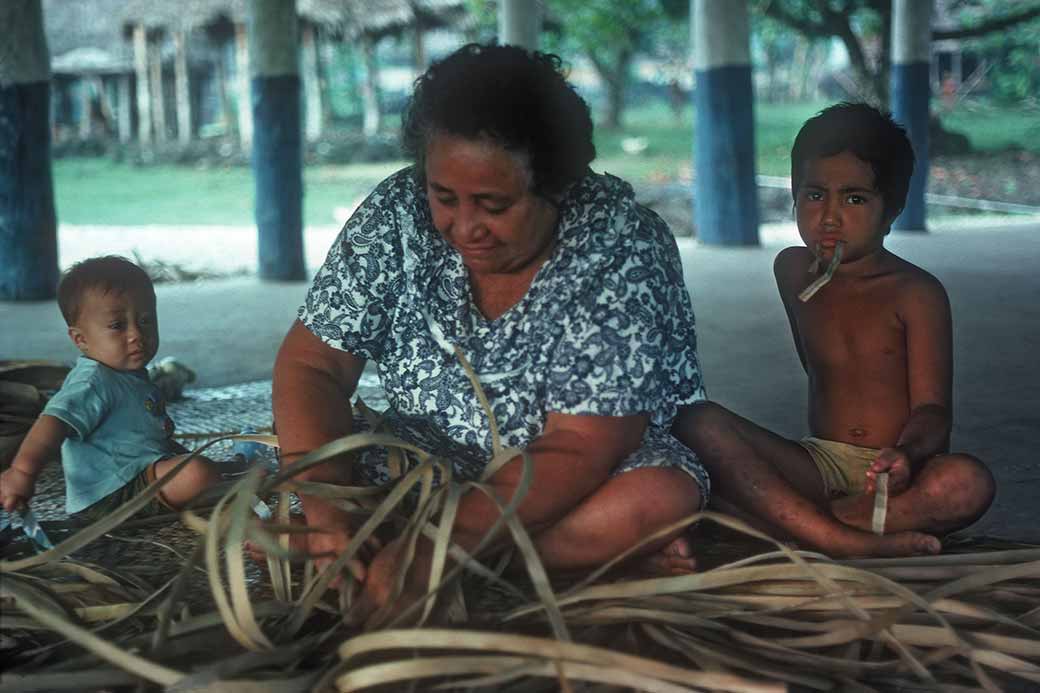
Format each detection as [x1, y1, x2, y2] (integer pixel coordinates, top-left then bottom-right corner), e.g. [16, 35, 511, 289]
[627, 468, 702, 537]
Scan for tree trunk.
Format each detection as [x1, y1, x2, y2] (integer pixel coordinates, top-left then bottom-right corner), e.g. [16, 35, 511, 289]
[591, 47, 631, 130]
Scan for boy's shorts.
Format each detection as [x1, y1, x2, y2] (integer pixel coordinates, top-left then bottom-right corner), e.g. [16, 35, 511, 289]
[798, 436, 879, 498]
[71, 461, 176, 526]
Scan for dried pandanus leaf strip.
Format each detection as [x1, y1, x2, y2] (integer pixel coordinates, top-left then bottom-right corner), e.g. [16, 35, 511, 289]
[799, 241, 845, 302]
[873, 472, 889, 535]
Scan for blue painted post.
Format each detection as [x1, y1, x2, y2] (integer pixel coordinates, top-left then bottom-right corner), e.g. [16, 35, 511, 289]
[891, 0, 932, 232]
[499, 0, 541, 50]
[692, 0, 759, 246]
[0, 0, 59, 300]
[249, 0, 305, 281]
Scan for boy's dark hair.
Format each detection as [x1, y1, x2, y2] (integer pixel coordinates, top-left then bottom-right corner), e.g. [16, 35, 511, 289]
[791, 102, 915, 222]
[57, 256, 155, 326]
[401, 43, 596, 199]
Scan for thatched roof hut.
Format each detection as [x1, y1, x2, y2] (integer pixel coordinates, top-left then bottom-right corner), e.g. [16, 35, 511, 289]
[117, 0, 464, 39]
[43, 0, 133, 75]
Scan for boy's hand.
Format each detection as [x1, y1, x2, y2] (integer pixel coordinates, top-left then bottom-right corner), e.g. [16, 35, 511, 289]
[867, 447, 911, 495]
[1, 466, 37, 513]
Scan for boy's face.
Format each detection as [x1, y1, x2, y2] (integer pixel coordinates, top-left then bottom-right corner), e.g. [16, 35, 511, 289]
[68, 287, 159, 371]
[795, 150, 892, 263]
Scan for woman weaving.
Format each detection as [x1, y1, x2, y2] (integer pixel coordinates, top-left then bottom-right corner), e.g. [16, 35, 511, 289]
[272, 44, 708, 625]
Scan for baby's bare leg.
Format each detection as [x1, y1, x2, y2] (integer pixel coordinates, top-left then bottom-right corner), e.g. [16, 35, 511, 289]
[152, 454, 222, 509]
[673, 402, 940, 558]
[832, 453, 995, 535]
[532, 467, 702, 574]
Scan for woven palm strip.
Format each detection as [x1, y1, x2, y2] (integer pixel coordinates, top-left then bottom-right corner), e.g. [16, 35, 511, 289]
[1, 360, 1038, 691]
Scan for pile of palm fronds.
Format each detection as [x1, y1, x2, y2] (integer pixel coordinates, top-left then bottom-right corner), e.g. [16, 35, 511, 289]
[2, 356, 1038, 692]
[2, 424, 1038, 692]
[0, 361, 69, 469]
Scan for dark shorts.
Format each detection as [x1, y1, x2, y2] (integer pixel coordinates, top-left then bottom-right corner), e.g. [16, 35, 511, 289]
[71, 461, 175, 525]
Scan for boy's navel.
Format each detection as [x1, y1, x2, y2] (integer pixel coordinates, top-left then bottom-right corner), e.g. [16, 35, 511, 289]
[849, 427, 868, 439]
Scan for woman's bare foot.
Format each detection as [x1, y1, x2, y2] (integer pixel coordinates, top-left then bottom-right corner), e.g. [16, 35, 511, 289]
[635, 534, 697, 576]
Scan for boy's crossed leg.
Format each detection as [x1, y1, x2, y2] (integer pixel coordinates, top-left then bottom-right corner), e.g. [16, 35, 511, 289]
[671, 402, 992, 558]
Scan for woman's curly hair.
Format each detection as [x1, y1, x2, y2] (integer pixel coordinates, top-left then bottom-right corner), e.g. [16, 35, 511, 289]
[401, 43, 596, 198]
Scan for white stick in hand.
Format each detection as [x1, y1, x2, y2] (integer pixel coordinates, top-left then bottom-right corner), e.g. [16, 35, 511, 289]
[872, 472, 889, 536]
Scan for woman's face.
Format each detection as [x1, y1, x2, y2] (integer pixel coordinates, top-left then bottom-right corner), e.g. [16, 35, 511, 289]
[425, 133, 558, 278]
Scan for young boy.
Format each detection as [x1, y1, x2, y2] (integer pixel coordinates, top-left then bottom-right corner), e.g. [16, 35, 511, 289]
[674, 103, 995, 558]
[0, 256, 220, 525]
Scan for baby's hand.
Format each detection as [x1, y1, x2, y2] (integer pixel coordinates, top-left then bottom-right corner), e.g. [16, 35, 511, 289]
[866, 447, 911, 495]
[0, 466, 37, 513]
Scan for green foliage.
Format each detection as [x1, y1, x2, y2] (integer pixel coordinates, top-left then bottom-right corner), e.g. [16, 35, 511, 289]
[954, 0, 1040, 103]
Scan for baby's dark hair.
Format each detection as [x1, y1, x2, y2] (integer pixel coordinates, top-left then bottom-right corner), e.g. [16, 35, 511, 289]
[791, 102, 915, 221]
[401, 43, 596, 198]
[57, 256, 155, 326]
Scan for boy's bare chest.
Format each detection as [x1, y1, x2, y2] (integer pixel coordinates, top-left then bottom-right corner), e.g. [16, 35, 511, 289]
[795, 284, 906, 370]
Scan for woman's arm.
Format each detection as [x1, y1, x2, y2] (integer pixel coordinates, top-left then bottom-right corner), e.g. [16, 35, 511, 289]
[353, 411, 648, 625]
[272, 319, 368, 576]
[451, 411, 648, 548]
[1, 415, 71, 512]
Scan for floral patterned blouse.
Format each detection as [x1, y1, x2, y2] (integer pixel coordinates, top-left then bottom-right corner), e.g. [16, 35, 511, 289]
[300, 167, 709, 496]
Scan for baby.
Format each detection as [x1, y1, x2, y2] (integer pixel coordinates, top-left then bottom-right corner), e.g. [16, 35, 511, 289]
[0, 256, 219, 524]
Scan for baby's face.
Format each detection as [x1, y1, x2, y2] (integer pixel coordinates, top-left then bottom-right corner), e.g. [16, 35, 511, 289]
[68, 287, 159, 371]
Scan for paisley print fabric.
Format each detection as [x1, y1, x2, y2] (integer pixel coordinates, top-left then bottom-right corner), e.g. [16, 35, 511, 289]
[300, 167, 709, 501]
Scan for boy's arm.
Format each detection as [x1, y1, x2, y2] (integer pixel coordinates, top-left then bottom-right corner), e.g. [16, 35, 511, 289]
[774, 248, 809, 371]
[1, 415, 72, 512]
[867, 276, 953, 494]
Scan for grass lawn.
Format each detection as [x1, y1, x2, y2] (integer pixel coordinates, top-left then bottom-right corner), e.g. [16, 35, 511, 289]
[51, 99, 1035, 226]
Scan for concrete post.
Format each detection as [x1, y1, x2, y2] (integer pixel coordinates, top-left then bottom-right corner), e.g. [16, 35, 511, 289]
[248, 0, 305, 281]
[78, 78, 92, 138]
[498, 0, 541, 50]
[0, 0, 59, 300]
[235, 22, 253, 147]
[301, 22, 323, 142]
[891, 0, 932, 232]
[133, 24, 151, 145]
[174, 30, 192, 146]
[692, 0, 759, 245]
[118, 74, 132, 143]
[360, 34, 380, 137]
[148, 33, 166, 142]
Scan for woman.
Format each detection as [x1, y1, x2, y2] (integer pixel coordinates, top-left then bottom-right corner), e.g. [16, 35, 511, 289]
[273, 44, 708, 624]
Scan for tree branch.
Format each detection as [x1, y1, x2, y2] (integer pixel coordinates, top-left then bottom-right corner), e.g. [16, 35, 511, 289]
[934, 4, 1040, 41]
[761, 2, 830, 38]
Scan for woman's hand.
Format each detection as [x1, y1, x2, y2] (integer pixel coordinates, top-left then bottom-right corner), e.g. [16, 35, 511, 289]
[350, 535, 435, 629]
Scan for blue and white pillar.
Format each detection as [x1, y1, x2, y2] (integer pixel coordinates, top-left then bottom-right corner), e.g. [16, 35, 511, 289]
[249, 0, 305, 281]
[0, 0, 59, 300]
[692, 0, 759, 246]
[499, 0, 542, 50]
[891, 0, 932, 232]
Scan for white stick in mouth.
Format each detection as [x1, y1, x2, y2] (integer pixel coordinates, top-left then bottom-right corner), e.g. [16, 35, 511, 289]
[798, 240, 845, 303]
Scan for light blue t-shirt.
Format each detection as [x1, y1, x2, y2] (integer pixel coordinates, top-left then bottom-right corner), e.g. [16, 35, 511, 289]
[42, 356, 178, 513]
